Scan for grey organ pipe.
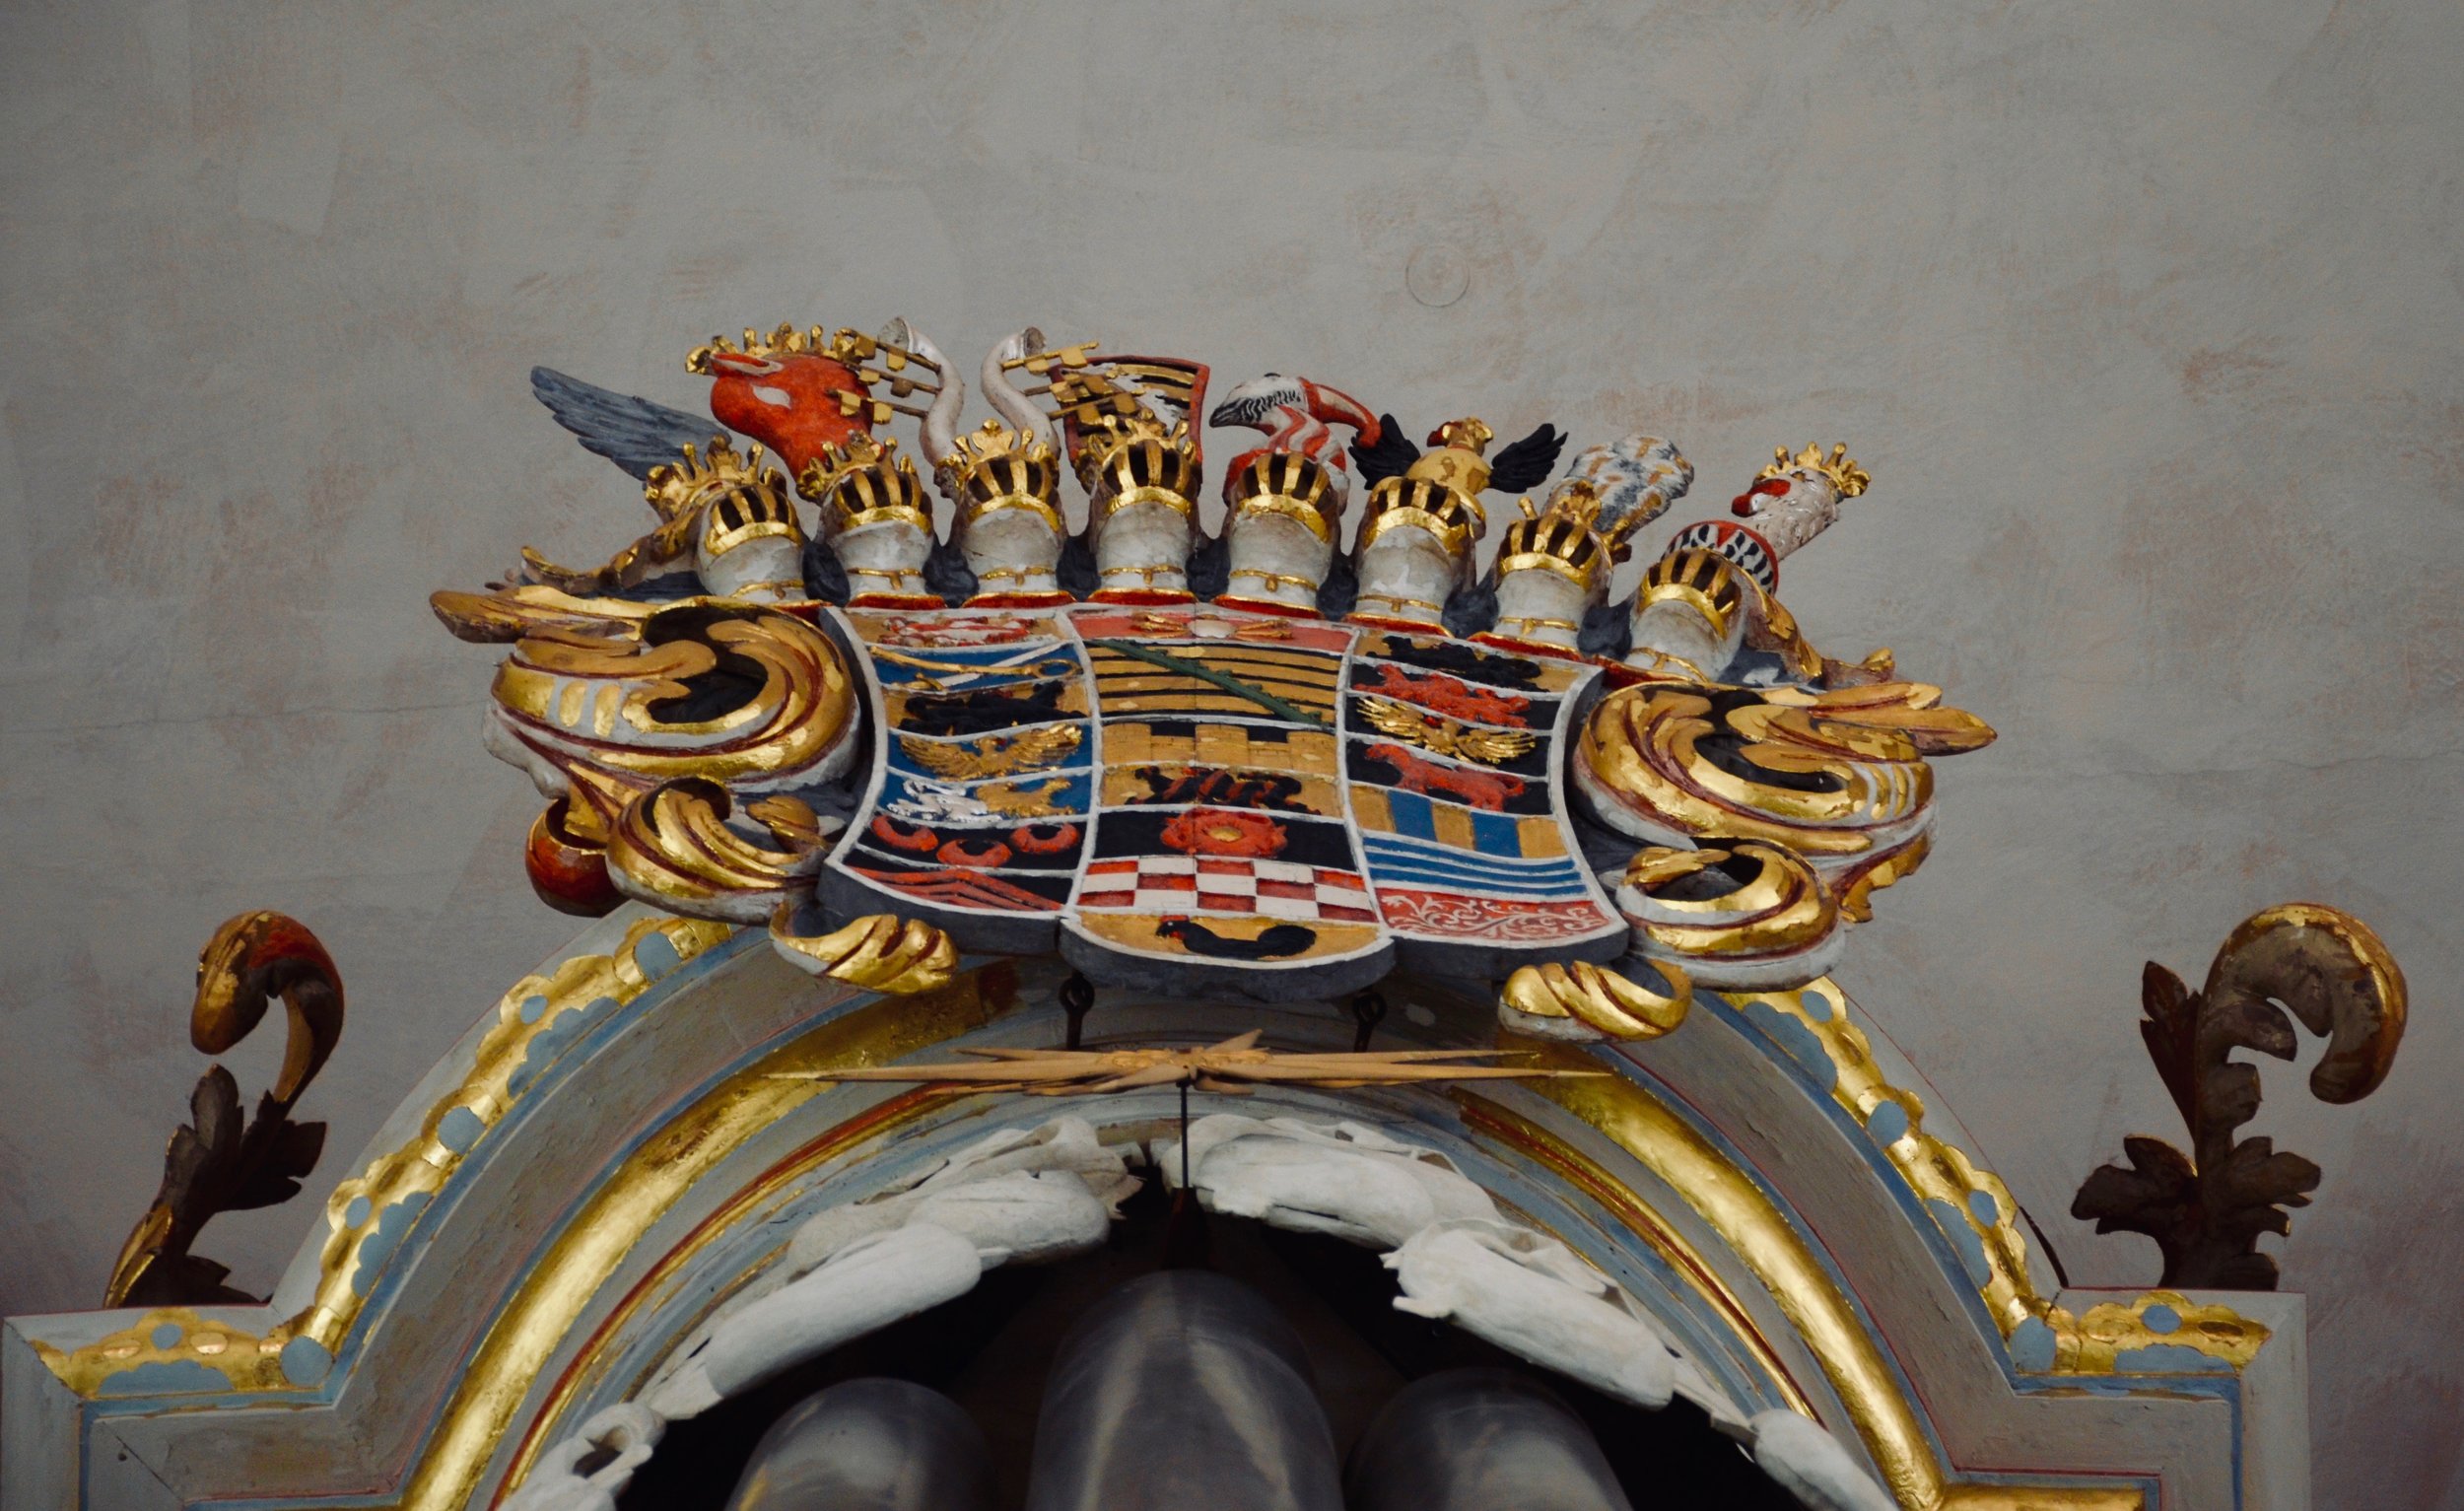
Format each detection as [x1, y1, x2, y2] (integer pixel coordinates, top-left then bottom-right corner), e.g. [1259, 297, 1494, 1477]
[722, 1377, 994, 1511]
[1023, 1271, 1343, 1511]
[1345, 1369, 1635, 1511]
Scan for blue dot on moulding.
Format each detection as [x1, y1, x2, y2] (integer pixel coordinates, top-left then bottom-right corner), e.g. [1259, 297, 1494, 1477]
[438, 1106, 485, 1153]
[2011, 1316, 2058, 1372]
[281, 1336, 334, 1387]
[1866, 1099, 1909, 1146]
[634, 931, 683, 979]
[2142, 1303, 2182, 1335]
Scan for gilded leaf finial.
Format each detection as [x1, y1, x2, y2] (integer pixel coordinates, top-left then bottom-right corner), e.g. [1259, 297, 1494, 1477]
[2071, 903, 2407, 1288]
[107, 913, 343, 1307]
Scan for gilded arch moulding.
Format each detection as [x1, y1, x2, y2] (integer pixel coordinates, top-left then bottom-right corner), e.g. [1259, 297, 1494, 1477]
[11, 921, 2297, 1511]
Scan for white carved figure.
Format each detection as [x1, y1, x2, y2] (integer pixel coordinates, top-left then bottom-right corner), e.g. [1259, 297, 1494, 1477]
[1387, 1218, 1679, 1409]
[644, 1220, 986, 1418]
[643, 1118, 1132, 1419]
[1742, 1409, 1900, 1511]
[789, 1116, 1136, 1269]
[500, 1403, 663, 1511]
[1160, 1114, 1499, 1248]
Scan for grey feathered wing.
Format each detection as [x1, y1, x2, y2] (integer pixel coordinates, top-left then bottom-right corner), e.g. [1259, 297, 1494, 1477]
[530, 367, 720, 481]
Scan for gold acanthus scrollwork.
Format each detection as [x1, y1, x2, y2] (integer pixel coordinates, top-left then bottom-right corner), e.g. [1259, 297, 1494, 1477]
[605, 780, 834, 924]
[1615, 841, 1843, 990]
[1499, 958, 1692, 1041]
[1574, 677, 1993, 958]
[470, 603, 858, 922]
[769, 909, 962, 996]
[2071, 903, 2407, 1289]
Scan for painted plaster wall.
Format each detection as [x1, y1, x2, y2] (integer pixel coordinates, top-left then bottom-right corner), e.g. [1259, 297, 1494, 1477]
[0, 0, 2456, 1498]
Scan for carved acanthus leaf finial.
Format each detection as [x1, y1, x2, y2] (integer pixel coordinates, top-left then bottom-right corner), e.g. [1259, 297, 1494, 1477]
[2070, 903, 2407, 1289]
[106, 912, 343, 1307]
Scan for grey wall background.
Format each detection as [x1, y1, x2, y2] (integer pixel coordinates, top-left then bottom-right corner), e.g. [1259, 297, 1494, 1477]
[3, 0, 2458, 1498]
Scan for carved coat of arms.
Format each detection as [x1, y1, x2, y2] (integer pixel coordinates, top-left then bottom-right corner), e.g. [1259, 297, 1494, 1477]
[434, 319, 1996, 1028]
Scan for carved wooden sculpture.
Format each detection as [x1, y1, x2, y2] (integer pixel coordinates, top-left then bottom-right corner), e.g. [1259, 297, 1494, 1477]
[105, 912, 342, 1307]
[2071, 903, 2408, 1288]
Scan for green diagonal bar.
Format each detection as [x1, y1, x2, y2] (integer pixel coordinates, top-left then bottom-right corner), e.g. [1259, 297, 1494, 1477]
[1083, 638, 1330, 729]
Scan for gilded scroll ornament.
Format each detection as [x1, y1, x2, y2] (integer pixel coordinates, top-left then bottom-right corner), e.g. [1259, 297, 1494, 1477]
[2071, 903, 2408, 1288]
[105, 912, 341, 1309]
[1615, 841, 1843, 990]
[1499, 958, 1692, 1041]
[605, 780, 836, 923]
[769, 909, 960, 995]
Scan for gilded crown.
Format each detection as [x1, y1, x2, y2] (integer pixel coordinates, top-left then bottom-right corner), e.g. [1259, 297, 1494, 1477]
[797, 433, 901, 500]
[1088, 434, 1199, 519]
[686, 323, 831, 375]
[1228, 450, 1340, 544]
[1759, 443, 1870, 499]
[943, 420, 1062, 534]
[1358, 474, 1480, 561]
[1492, 481, 1636, 593]
[643, 438, 787, 523]
[803, 436, 930, 535]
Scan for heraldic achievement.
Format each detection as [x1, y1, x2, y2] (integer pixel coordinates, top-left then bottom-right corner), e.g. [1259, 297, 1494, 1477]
[433, 318, 1997, 1030]
[34, 311, 2392, 1511]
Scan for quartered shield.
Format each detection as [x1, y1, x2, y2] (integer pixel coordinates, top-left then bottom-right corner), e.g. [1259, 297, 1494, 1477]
[1340, 630, 1627, 975]
[823, 609, 1095, 955]
[827, 604, 1625, 996]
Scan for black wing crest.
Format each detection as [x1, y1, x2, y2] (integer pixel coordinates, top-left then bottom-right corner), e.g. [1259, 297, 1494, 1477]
[1350, 414, 1419, 486]
[1487, 423, 1568, 496]
[530, 367, 719, 483]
